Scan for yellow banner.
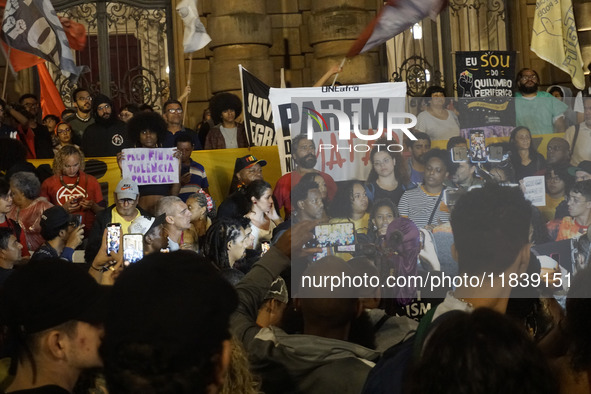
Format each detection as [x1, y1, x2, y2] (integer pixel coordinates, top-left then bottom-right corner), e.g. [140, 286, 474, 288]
[531, 0, 585, 90]
[30, 146, 282, 207]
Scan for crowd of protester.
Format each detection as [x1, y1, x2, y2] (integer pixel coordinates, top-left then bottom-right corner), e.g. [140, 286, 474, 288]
[0, 66, 590, 393]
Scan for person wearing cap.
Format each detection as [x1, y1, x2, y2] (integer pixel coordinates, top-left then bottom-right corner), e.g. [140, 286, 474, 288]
[128, 213, 167, 255]
[85, 178, 147, 264]
[204, 92, 249, 150]
[217, 155, 270, 219]
[0, 258, 107, 393]
[553, 161, 591, 220]
[273, 134, 337, 220]
[101, 251, 237, 393]
[30, 206, 84, 263]
[565, 94, 591, 166]
[154, 196, 192, 252]
[569, 161, 591, 182]
[81, 93, 130, 157]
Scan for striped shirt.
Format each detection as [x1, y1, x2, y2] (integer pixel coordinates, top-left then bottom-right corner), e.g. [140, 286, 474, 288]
[178, 159, 209, 202]
[398, 186, 450, 228]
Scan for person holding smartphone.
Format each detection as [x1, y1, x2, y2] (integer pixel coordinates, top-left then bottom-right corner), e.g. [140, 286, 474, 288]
[40, 145, 105, 236]
[30, 206, 84, 262]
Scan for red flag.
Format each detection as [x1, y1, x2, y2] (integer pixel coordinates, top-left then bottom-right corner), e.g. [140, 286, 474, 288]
[38, 63, 66, 118]
[347, 0, 448, 58]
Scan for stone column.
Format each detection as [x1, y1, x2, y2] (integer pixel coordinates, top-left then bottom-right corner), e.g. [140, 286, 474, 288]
[208, 0, 273, 94]
[308, 0, 379, 85]
[574, 0, 591, 74]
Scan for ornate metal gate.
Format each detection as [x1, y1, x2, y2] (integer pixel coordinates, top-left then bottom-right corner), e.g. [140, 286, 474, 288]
[51, 0, 176, 111]
[387, 0, 508, 100]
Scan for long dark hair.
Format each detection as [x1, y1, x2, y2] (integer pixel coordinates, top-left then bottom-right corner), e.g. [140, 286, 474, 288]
[366, 141, 410, 186]
[509, 126, 539, 164]
[328, 180, 366, 219]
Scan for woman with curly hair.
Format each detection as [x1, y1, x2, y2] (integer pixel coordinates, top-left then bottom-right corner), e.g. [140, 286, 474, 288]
[204, 92, 250, 149]
[124, 112, 181, 215]
[40, 145, 104, 234]
[329, 180, 370, 235]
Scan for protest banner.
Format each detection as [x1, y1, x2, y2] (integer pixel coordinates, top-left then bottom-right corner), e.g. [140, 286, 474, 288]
[269, 82, 407, 180]
[455, 51, 516, 138]
[121, 148, 179, 185]
[240, 65, 276, 147]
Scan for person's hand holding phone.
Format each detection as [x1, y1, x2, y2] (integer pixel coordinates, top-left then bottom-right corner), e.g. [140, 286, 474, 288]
[65, 224, 85, 250]
[62, 196, 80, 212]
[180, 171, 191, 186]
[91, 227, 123, 271]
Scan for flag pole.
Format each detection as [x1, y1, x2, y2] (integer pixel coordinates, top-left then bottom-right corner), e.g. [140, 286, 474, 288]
[1, 47, 12, 100]
[331, 57, 346, 87]
[183, 53, 193, 124]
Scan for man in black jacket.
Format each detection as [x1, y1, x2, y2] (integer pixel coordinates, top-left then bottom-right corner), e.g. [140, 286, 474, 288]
[81, 94, 131, 157]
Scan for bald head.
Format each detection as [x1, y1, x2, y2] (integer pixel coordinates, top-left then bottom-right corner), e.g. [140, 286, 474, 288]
[546, 137, 570, 165]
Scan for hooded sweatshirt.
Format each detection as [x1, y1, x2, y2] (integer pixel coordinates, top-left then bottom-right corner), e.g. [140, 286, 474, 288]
[81, 94, 130, 156]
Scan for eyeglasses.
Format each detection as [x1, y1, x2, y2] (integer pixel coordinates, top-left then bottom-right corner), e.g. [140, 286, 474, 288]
[23, 102, 39, 108]
[520, 75, 538, 82]
[97, 104, 111, 111]
[77, 96, 93, 102]
[57, 128, 72, 134]
[546, 176, 562, 183]
[117, 198, 135, 204]
[167, 108, 183, 114]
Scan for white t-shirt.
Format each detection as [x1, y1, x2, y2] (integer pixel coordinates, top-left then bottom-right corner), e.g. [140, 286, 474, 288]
[415, 109, 460, 141]
[220, 126, 238, 149]
[574, 89, 590, 113]
[565, 121, 591, 166]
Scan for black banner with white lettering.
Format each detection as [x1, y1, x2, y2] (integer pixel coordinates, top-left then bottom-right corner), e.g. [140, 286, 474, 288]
[240, 65, 276, 146]
[455, 51, 516, 136]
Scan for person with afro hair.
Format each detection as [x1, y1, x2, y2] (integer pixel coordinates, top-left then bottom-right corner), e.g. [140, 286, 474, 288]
[204, 92, 250, 149]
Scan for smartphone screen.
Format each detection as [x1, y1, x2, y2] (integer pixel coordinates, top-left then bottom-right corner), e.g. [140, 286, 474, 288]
[314, 223, 356, 253]
[123, 233, 144, 266]
[469, 130, 486, 163]
[73, 214, 82, 227]
[106, 223, 121, 254]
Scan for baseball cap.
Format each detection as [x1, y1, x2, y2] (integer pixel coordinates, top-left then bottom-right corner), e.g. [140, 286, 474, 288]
[568, 161, 591, 177]
[129, 214, 166, 235]
[115, 178, 139, 200]
[40, 206, 73, 230]
[233, 155, 267, 174]
[0, 259, 109, 334]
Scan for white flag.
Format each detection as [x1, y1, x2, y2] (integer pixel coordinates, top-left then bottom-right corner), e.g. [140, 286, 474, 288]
[176, 0, 211, 53]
